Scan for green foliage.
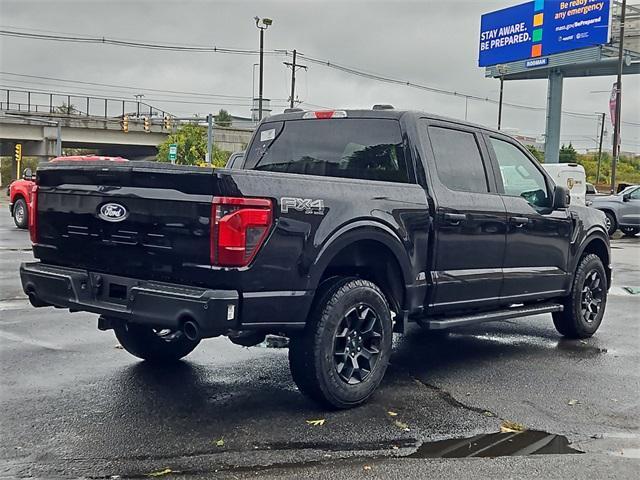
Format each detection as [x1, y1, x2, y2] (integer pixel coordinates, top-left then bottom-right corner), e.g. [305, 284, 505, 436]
[574, 152, 640, 186]
[55, 103, 77, 114]
[559, 143, 578, 163]
[215, 109, 232, 127]
[156, 123, 231, 167]
[525, 144, 545, 163]
[0, 157, 40, 187]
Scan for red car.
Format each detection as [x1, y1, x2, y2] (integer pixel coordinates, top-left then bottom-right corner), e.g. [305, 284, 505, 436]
[8, 156, 128, 228]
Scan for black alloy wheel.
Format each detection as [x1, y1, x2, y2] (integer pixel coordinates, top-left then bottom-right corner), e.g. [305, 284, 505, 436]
[580, 270, 604, 324]
[333, 304, 383, 385]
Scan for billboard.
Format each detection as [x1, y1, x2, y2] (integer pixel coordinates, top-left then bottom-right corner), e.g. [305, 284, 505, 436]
[479, 0, 611, 67]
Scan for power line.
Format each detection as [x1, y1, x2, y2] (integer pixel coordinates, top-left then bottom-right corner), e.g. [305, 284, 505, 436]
[0, 27, 635, 121]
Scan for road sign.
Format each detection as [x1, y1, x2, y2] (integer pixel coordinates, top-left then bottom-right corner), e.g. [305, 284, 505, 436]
[479, 0, 612, 67]
[168, 144, 178, 162]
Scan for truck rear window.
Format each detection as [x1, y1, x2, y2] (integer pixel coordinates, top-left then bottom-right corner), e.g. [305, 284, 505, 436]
[244, 118, 409, 183]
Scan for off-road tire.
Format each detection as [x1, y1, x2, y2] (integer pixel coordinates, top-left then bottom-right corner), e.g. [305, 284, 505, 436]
[114, 322, 200, 362]
[553, 254, 607, 339]
[603, 211, 617, 236]
[289, 277, 393, 409]
[13, 197, 28, 229]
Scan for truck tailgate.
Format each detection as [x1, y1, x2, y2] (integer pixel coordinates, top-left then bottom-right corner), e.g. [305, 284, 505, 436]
[34, 161, 215, 284]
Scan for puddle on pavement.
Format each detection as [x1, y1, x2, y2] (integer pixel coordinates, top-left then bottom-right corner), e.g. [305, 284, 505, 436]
[556, 339, 608, 356]
[409, 430, 582, 458]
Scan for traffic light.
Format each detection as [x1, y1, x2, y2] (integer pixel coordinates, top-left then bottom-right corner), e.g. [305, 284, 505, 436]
[15, 143, 22, 178]
[143, 116, 150, 133]
[163, 116, 172, 130]
[121, 115, 129, 133]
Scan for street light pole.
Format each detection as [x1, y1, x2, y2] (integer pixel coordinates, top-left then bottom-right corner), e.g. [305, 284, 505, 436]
[611, 0, 626, 194]
[255, 17, 272, 121]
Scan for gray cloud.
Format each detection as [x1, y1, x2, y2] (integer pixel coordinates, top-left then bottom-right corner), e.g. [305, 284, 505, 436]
[1, 0, 638, 152]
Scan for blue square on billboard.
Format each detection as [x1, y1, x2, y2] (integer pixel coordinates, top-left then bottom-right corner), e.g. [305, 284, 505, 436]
[534, 0, 544, 12]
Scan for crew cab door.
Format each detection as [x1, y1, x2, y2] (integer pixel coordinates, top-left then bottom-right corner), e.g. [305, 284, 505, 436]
[420, 120, 507, 311]
[484, 134, 573, 301]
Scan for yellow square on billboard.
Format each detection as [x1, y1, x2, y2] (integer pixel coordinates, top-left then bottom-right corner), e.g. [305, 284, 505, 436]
[533, 13, 544, 26]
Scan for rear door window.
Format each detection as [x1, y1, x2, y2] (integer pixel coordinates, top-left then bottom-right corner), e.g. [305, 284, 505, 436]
[245, 118, 410, 183]
[427, 126, 489, 193]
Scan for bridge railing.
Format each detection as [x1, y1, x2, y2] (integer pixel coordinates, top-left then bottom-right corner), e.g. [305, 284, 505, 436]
[0, 88, 173, 120]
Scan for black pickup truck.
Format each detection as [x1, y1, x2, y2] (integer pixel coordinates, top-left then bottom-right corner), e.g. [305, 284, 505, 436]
[20, 109, 611, 408]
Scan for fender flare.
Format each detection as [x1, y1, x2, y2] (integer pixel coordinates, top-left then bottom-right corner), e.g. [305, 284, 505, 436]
[308, 220, 414, 290]
[571, 228, 611, 280]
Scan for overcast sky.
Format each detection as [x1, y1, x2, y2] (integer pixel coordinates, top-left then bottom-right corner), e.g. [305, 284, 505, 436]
[1, 0, 639, 152]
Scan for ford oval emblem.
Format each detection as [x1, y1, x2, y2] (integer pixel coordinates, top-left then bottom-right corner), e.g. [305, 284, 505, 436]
[98, 202, 128, 222]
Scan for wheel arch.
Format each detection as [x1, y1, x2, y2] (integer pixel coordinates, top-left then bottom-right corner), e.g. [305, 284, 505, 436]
[309, 222, 413, 314]
[574, 233, 611, 288]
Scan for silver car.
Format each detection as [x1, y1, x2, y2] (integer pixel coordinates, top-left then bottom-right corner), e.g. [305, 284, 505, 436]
[589, 185, 640, 236]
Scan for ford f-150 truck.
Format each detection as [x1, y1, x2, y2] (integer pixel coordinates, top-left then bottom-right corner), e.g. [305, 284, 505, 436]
[20, 109, 611, 408]
[8, 156, 128, 228]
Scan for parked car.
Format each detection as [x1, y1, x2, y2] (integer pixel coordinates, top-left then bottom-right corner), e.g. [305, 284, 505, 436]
[20, 109, 611, 408]
[586, 182, 598, 197]
[589, 184, 640, 236]
[225, 151, 245, 169]
[8, 156, 127, 229]
[541, 163, 587, 205]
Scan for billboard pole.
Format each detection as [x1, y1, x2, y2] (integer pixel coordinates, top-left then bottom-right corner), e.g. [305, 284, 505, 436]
[544, 69, 564, 164]
[496, 65, 507, 130]
[611, 0, 626, 194]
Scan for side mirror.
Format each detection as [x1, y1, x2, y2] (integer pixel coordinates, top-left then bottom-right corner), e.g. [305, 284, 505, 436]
[622, 193, 631, 202]
[552, 185, 570, 209]
[22, 168, 33, 180]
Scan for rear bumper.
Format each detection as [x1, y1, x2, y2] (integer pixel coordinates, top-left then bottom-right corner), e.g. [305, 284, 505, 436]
[20, 262, 239, 338]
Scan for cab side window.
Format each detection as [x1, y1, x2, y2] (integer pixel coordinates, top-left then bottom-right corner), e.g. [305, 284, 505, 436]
[489, 137, 551, 209]
[428, 126, 489, 193]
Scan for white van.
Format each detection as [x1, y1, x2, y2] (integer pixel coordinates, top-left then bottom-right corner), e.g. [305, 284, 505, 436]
[542, 163, 587, 206]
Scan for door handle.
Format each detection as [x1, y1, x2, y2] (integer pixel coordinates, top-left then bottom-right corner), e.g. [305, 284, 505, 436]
[443, 213, 467, 225]
[510, 216, 530, 227]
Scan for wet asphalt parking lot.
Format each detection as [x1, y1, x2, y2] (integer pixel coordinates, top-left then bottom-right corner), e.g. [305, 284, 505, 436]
[0, 195, 639, 479]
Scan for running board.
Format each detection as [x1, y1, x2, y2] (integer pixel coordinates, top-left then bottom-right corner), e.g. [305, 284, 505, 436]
[419, 303, 564, 330]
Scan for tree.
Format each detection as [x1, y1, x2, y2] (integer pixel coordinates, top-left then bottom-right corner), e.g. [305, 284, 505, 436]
[559, 143, 578, 163]
[157, 123, 230, 167]
[525, 144, 544, 163]
[55, 103, 76, 114]
[215, 109, 232, 127]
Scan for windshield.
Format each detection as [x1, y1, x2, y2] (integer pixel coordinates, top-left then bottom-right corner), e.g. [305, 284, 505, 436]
[244, 118, 409, 183]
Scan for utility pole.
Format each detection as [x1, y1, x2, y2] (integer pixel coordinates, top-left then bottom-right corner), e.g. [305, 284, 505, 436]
[496, 65, 507, 130]
[596, 112, 606, 186]
[206, 113, 213, 165]
[255, 17, 272, 121]
[284, 49, 307, 108]
[611, 0, 626, 194]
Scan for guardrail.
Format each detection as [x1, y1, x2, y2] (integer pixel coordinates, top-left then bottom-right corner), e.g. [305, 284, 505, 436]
[0, 88, 173, 119]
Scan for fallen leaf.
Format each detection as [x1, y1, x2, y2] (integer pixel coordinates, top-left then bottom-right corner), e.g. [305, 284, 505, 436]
[394, 420, 410, 431]
[306, 419, 325, 426]
[147, 468, 172, 477]
[568, 399, 580, 406]
[500, 420, 526, 433]
[482, 411, 495, 417]
[363, 465, 372, 471]
[215, 438, 224, 447]
[391, 445, 399, 450]
[387, 411, 398, 417]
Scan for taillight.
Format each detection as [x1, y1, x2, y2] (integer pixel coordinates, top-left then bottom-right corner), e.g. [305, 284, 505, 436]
[29, 185, 38, 243]
[302, 110, 347, 119]
[210, 196, 273, 267]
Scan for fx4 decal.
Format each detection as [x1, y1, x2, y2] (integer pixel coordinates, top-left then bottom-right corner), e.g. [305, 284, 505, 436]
[280, 197, 325, 215]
